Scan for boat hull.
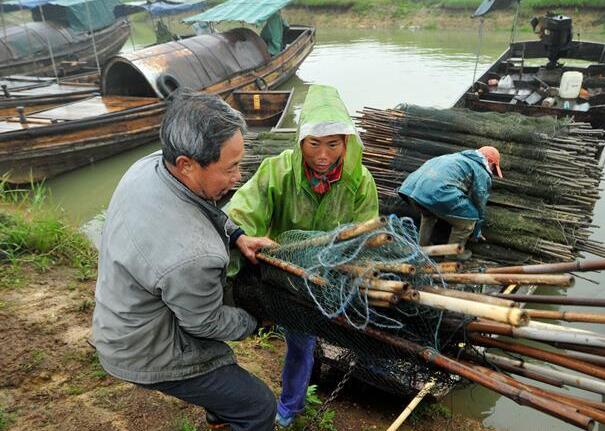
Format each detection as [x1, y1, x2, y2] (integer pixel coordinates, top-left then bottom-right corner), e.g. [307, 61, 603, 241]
[0, 26, 314, 184]
[454, 40, 605, 129]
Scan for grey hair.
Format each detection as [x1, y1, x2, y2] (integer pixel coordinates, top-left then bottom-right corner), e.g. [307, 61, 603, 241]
[160, 89, 247, 167]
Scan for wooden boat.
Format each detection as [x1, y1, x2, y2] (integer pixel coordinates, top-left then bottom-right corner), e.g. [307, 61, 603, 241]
[0, 87, 300, 184]
[0, 0, 314, 185]
[0, 0, 130, 77]
[226, 90, 293, 128]
[454, 12, 605, 129]
[0, 72, 98, 118]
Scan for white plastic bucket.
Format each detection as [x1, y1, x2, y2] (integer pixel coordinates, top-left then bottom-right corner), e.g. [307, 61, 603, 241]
[559, 71, 583, 99]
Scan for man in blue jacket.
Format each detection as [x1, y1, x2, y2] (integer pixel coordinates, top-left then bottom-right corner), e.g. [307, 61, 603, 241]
[399, 146, 503, 254]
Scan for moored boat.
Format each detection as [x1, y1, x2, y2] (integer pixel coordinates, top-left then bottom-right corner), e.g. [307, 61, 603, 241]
[0, 0, 313, 184]
[454, 5, 605, 129]
[0, 0, 130, 77]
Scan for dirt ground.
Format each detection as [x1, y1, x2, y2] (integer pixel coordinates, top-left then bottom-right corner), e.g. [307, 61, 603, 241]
[0, 265, 493, 431]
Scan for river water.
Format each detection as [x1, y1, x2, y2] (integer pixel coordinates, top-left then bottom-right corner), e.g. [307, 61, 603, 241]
[44, 20, 605, 431]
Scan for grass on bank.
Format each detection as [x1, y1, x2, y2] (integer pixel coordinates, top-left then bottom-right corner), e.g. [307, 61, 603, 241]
[0, 178, 97, 288]
[292, 0, 605, 11]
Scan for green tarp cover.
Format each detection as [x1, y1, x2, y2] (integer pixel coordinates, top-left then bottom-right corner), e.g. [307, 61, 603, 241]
[260, 12, 288, 56]
[31, 0, 120, 32]
[183, 0, 292, 25]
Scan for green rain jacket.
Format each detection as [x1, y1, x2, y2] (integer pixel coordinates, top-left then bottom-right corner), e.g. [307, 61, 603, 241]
[228, 84, 379, 252]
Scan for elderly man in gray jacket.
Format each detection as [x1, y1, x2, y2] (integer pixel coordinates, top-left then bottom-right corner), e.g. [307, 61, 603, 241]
[92, 90, 276, 431]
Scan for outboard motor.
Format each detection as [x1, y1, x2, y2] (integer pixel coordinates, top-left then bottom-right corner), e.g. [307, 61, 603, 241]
[531, 12, 573, 68]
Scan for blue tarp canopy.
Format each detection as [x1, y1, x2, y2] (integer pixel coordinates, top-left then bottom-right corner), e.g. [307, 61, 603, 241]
[3, 0, 121, 32]
[115, 1, 207, 18]
[183, 0, 292, 25]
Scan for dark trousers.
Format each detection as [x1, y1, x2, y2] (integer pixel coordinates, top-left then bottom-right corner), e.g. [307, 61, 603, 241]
[139, 364, 276, 431]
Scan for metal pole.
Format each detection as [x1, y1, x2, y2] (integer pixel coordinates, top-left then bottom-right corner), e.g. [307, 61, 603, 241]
[472, 17, 484, 86]
[510, 0, 521, 46]
[84, 0, 101, 76]
[1, 1, 8, 40]
[36, 5, 59, 83]
[17, 0, 35, 62]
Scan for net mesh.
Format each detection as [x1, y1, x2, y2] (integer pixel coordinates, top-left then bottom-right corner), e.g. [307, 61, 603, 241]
[235, 216, 472, 395]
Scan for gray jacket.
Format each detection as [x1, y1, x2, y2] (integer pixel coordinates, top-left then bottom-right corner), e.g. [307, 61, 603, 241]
[92, 151, 257, 384]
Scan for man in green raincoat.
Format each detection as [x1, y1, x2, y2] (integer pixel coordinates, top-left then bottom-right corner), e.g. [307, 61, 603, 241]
[228, 84, 379, 427]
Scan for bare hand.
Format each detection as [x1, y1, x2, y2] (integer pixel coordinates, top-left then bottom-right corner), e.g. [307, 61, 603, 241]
[236, 235, 277, 264]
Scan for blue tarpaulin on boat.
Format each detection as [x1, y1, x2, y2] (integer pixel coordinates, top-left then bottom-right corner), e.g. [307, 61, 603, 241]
[3, 0, 121, 32]
[183, 0, 292, 25]
[115, 1, 207, 18]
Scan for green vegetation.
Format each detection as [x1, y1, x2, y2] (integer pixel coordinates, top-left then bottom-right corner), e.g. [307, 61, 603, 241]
[293, 0, 413, 15]
[21, 349, 46, 372]
[0, 179, 97, 288]
[409, 401, 451, 425]
[176, 418, 198, 431]
[0, 406, 14, 431]
[291, 0, 605, 11]
[284, 385, 337, 431]
[254, 326, 285, 351]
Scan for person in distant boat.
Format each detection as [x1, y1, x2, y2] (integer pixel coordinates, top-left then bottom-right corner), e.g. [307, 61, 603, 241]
[227, 84, 379, 428]
[92, 90, 277, 431]
[398, 146, 503, 258]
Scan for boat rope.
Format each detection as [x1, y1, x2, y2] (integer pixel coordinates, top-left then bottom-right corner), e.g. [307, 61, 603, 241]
[85, 0, 102, 76]
[471, 17, 484, 86]
[509, 0, 521, 46]
[16, 0, 35, 64]
[0, 2, 7, 41]
[36, 5, 60, 83]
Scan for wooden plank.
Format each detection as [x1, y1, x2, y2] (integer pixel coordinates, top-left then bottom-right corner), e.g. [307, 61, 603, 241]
[28, 96, 158, 122]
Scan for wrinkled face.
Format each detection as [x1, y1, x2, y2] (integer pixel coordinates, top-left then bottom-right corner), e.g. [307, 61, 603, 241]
[301, 134, 346, 174]
[173, 130, 244, 201]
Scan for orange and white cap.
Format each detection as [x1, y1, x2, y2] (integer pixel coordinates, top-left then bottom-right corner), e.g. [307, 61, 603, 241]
[478, 146, 503, 178]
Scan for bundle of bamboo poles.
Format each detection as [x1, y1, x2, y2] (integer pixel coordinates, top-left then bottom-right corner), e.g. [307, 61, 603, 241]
[355, 106, 605, 262]
[255, 217, 605, 430]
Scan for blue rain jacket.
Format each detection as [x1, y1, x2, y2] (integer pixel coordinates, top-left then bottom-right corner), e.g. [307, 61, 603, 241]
[398, 150, 492, 238]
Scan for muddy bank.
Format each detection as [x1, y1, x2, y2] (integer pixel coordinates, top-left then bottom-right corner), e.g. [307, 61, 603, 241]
[284, 6, 605, 33]
[0, 261, 493, 430]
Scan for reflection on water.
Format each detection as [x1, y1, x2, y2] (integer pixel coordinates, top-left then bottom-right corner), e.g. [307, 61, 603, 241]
[43, 23, 605, 431]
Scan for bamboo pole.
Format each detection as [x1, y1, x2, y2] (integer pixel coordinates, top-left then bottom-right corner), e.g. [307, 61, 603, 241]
[434, 273, 574, 287]
[360, 289, 399, 304]
[345, 321, 595, 430]
[422, 285, 516, 308]
[461, 319, 605, 348]
[475, 352, 605, 396]
[469, 334, 605, 381]
[368, 262, 416, 275]
[486, 258, 605, 274]
[365, 233, 394, 248]
[421, 243, 464, 256]
[414, 291, 529, 326]
[359, 279, 409, 293]
[420, 262, 461, 273]
[269, 216, 388, 252]
[336, 264, 379, 278]
[525, 309, 605, 324]
[492, 294, 605, 307]
[460, 359, 604, 425]
[368, 299, 392, 308]
[256, 253, 327, 286]
[386, 379, 436, 431]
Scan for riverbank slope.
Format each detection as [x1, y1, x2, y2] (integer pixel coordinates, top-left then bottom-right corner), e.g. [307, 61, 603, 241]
[284, 3, 605, 33]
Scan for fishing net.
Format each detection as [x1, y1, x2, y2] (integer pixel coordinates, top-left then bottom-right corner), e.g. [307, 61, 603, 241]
[234, 216, 472, 395]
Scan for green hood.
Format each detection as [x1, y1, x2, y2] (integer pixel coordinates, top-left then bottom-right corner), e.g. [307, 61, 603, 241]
[228, 84, 378, 241]
[292, 85, 364, 192]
